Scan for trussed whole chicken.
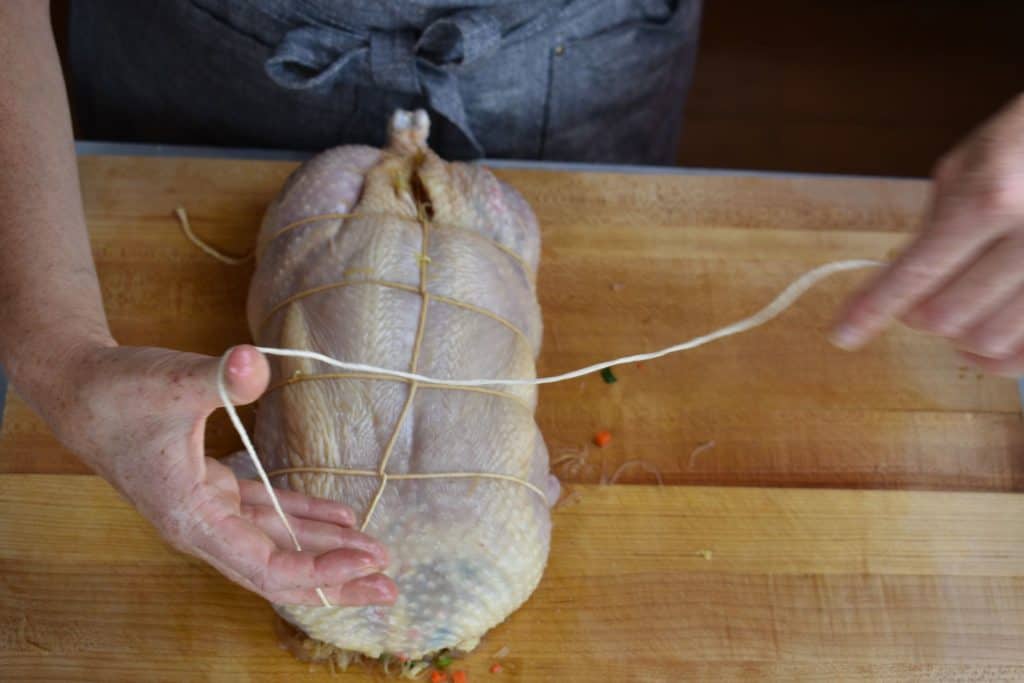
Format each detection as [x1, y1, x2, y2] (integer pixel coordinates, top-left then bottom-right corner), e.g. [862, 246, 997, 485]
[247, 110, 556, 660]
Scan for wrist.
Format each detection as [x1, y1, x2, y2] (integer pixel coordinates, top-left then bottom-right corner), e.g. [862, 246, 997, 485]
[3, 319, 116, 428]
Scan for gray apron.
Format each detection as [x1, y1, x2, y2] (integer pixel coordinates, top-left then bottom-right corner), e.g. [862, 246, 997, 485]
[69, 0, 701, 164]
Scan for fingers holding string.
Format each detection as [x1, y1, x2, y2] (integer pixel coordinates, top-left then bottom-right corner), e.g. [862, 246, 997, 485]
[832, 205, 1001, 350]
[902, 234, 1024, 337]
[241, 501, 387, 559]
[187, 510, 396, 606]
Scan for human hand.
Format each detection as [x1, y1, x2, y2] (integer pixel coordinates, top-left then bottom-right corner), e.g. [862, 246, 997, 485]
[52, 343, 397, 606]
[832, 94, 1024, 376]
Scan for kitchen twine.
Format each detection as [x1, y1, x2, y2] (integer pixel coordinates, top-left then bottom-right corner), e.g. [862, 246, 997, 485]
[216, 258, 884, 608]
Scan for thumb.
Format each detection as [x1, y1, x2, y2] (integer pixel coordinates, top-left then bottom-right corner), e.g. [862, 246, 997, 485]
[181, 345, 271, 416]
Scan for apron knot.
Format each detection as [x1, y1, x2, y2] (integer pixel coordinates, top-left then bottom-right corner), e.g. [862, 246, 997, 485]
[265, 10, 504, 156]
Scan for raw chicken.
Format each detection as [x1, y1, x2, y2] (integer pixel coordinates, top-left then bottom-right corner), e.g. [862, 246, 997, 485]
[247, 110, 555, 660]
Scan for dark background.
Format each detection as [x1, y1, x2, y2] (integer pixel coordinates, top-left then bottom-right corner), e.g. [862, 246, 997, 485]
[677, 0, 1023, 176]
[53, 0, 1024, 177]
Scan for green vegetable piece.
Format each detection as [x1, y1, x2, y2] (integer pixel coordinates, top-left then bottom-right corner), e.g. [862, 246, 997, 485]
[436, 655, 453, 669]
[600, 367, 617, 384]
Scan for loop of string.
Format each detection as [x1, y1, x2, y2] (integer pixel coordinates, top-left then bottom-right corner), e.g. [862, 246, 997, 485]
[217, 258, 883, 610]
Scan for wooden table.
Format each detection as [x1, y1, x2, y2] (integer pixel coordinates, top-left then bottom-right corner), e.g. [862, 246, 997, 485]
[1, 151, 1023, 681]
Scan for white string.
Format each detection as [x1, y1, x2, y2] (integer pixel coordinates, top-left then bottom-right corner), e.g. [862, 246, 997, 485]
[251, 259, 883, 388]
[216, 354, 332, 608]
[218, 258, 883, 610]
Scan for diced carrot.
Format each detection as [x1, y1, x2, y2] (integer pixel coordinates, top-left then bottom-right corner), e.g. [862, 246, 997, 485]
[452, 671, 468, 683]
[593, 430, 612, 448]
[430, 670, 447, 683]
[490, 662, 503, 674]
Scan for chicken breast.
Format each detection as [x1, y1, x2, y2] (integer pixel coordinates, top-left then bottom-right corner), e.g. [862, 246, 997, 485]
[247, 110, 554, 659]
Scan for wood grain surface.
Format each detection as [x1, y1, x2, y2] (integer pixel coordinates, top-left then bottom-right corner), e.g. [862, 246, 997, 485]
[1, 156, 1020, 490]
[4, 475, 1024, 682]
[1, 156, 1023, 681]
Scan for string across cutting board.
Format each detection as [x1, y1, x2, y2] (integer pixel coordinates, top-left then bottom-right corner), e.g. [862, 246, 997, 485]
[216, 257, 884, 608]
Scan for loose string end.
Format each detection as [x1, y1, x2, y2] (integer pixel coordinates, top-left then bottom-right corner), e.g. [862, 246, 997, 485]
[175, 206, 255, 266]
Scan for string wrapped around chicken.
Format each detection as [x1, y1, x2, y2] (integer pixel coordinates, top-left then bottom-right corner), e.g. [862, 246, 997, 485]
[247, 110, 557, 663]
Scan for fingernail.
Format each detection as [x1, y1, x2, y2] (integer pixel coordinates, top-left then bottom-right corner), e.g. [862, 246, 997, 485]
[829, 324, 862, 351]
[227, 346, 253, 377]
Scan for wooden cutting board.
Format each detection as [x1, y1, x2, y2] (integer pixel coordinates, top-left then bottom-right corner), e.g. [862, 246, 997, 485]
[1, 155, 1023, 680]
[2, 156, 1021, 488]
[5, 475, 1024, 682]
